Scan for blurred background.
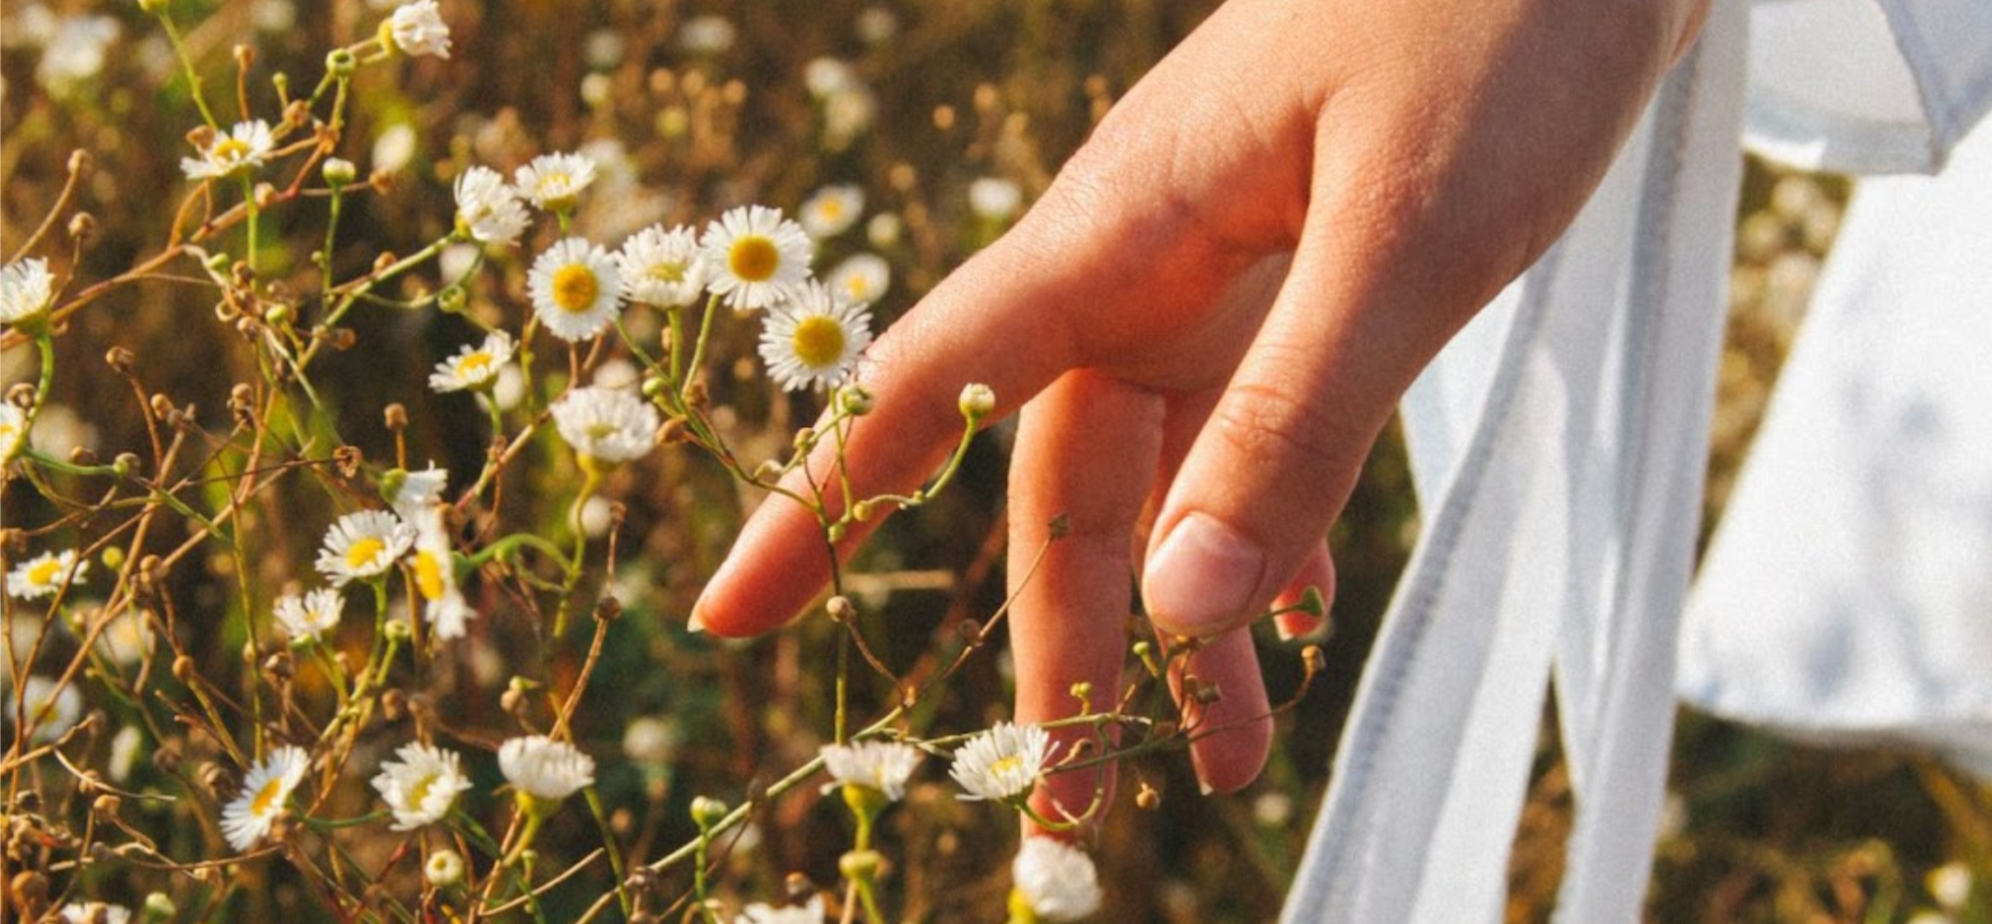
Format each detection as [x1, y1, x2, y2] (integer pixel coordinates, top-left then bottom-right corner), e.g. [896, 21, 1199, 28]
[2, 1, 1987, 921]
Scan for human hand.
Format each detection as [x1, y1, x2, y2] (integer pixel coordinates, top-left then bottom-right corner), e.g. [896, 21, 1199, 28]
[693, 0, 1709, 809]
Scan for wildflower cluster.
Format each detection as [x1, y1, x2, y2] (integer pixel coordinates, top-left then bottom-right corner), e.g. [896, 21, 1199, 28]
[0, 3, 1329, 924]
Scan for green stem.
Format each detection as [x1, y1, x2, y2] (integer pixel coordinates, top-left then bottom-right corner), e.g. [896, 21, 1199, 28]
[158, 12, 219, 128]
[680, 292, 721, 402]
[584, 788, 633, 918]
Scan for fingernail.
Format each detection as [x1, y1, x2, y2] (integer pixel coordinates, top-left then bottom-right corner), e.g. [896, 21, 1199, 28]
[1144, 513, 1264, 637]
[685, 606, 709, 635]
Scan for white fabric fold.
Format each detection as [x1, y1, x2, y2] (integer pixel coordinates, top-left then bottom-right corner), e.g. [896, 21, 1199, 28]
[1281, 5, 1748, 920]
[1746, 0, 1992, 174]
[1679, 116, 1992, 780]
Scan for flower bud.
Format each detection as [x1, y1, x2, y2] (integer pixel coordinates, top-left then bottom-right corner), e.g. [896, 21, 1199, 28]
[690, 795, 729, 830]
[323, 157, 358, 187]
[958, 382, 995, 420]
[326, 48, 358, 77]
[425, 849, 465, 887]
[837, 383, 875, 416]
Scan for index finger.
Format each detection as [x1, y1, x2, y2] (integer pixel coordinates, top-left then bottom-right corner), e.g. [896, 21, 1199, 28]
[688, 227, 1084, 636]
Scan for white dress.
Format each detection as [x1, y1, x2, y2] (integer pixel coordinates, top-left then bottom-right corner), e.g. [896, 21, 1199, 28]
[1280, 1, 1992, 921]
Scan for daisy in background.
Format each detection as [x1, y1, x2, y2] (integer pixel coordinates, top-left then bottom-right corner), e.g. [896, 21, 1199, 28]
[222, 745, 310, 851]
[699, 205, 813, 310]
[615, 224, 706, 309]
[314, 510, 417, 587]
[949, 721, 1053, 805]
[969, 176, 1024, 224]
[757, 280, 873, 392]
[273, 588, 344, 642]
[59, 902, 132, 924]
[799, 184, 865, 239]
[430, 329, 515, 394]
[551, 386, 659, 468]
[10, 676, 83, 744]
[821, 739, 922, 803]
[181, 120, 274, 181]
[6, 548, 87, 601]
[826, 252, 891, 304]
[1009, 837, 1103, 923]
[389, 464, 449, 518]
[0, 403, 27, 464]
[499, 735, 595, 809]
[410, 514, 472, 640]
[453, 167, 531, 247]
[735, 897, 826, 924]
[2, 257, 55, 327]
[381, 0, 450, 58]
[515, 152, 598, 212]
[528, 238, 624, 341]
[371, 742, 472, 830]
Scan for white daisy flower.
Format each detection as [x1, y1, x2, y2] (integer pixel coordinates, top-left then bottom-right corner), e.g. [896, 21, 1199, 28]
[949, 721, 1052, 803]
[382, 0, 451, 58]
[2, 257, 55, 326]
[221, 745, 310, 851]
[515, 152, 598, 212]
[273, 588, 344, 641]
[804, 58, 858, 98]
[698, 205, 813, 311]
[757, 280, 872, 393]
[0, 403, 27, 462]
[453, 167, 531, 247]
[826, 253, 890, 304]
[429, 330, 515, 393]
[371, 742, 473, 830]
[181, 120, 275, 181]
[735, 897, 825, 924]
[11, 675, 83, 744]
[799, 184, 865, 239]
[551, 386, 659, 466]
[968, 177, 1023, 223]
[528, 238, 624, 342]
[390, 464, 449, 518]
[313, 510, 417, 587]
[820, 740, 922, 802]
[59, 902, 133, 924]
[1011, 837, 1103, 922]
[410, 513, 472, 640]
[677, 14, 736, 54]
[90, 608, 155, 666]
[615, 224, 706, 309]
[6, 548, 86, 601]
[498, 735, 595, 801]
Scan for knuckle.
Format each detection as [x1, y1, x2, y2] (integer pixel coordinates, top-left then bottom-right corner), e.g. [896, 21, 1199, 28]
[1209, 377, 1356, 478]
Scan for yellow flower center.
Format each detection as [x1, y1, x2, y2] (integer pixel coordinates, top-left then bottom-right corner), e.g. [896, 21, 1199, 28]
[454, 351, 494, 379]
[990, 755, 1024, 779]
[413, 550, 446, 600]
[213, 138, 252, 163]
[791, 315, 846, 369]
[551, 264, 600, 313]
[346, 537, 386, 570]
[406, 772, 438, 810]
[818, 199, 845, 221]
[250, 777, 287, 818]
[728, 236, 781, 282]
[843, 276, 870, 300]
[584, 422, 619, 442]
[26, 559, 62, 586]
[647, 261, 686, 284]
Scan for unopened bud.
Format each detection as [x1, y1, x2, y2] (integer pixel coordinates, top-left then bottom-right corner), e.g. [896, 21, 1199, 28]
[958, 382, 995, 420]
[67, 149, 94, 177]
[384, 619, 413, 642]
[143, 892, 178, 920]
[425, 848, 465, 887]
[233, 44, 255, 70]
[839, 849, 883, 881]
[826, 595, 856, 623]
[837, 383, 875, 416]
[383, 403, 408, 431]
[690, 795, 729, 829]
[67, 211, 97, 243]
[1136, 782, 1162, 810]
[323, 157, 358, 187]
[171, 655, 196, 682]
[326, 48, 358, 77]
[105, 345, 136, 374]
[595, 595, 623, 623]
[437, 285, 467, 313]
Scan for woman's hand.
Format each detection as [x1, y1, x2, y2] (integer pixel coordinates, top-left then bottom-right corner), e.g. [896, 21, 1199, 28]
[691, 0, 1708, 808]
